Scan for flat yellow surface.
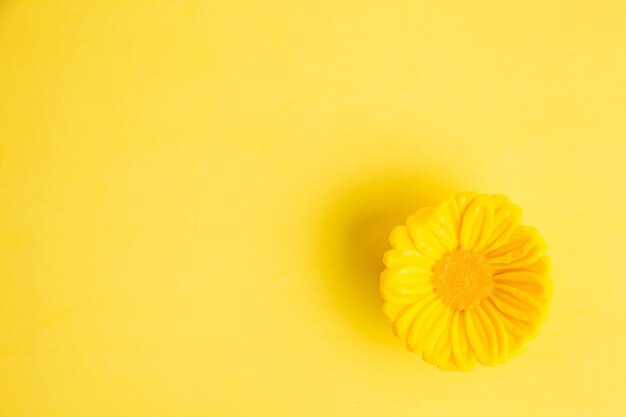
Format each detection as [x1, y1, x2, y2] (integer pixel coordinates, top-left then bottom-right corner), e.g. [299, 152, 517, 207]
[1, 1, 625, 416]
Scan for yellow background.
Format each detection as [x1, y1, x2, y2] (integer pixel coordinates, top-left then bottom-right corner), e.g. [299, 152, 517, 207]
[1, 1, 625, 416]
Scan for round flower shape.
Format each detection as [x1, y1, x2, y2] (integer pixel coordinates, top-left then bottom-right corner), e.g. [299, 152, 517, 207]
[380, 193, 552, 371]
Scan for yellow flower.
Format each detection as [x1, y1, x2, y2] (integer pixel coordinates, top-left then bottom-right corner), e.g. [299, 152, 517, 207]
[380, 192, 552, 371]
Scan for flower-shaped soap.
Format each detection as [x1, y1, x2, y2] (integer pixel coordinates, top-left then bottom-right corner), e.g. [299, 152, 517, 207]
[380, 193, 552, 371]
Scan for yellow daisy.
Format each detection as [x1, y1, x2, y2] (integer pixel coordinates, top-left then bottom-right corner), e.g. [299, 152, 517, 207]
[380, 192, 552, 371]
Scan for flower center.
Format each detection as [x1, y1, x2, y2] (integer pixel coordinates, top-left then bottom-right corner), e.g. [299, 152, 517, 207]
[432, 249, 494, 311]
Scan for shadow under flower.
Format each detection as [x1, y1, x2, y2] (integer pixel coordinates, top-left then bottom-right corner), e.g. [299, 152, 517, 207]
[317, 174, 459, 348]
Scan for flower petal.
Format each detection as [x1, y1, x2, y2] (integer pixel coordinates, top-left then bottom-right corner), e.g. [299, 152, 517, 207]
[429, 203, 459, 252]
[498, 307, 542, 341]
[422, 307, 455, 369]
[422, 305, 456, 370]
[389, 225, 416, 251]
[479, 203, 522, 253]
[515, 255, 551, 275]
[406, 208, 448, 260]
[450, 310, 476, 371]
[490, 284, 547, 322]
[493, 270, 551, 300]
[480, 299, 510, 363]
[380, 280, 434, 305]
[393, 292, 437, 339]
[380, 267, 433, 303]
[434, 196, 462, 244]
[489, 194, 511, 210]
[406, 298, 446, 352]
[460, 196, 494, 251]
[420, 304, 453, 351]
[383, 249, 437, 269]
[381, 265, 432, 285]
[455, 192, 480, 218]
[482, 299, 526, 357]
[437, 192, 476, 241]
[465, 307, 499, 366]
[486, 226, 547, 269]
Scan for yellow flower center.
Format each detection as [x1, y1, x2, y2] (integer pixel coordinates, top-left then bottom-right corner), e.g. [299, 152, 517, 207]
[432, 249, 494, 311]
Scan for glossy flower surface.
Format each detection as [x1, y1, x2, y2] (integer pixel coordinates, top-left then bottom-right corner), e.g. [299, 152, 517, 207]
[380, 193, 552, 370]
